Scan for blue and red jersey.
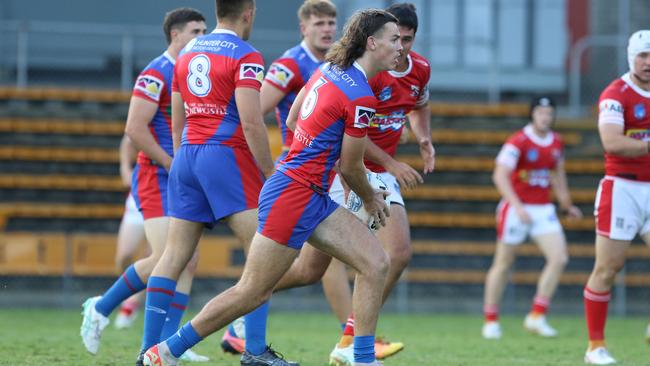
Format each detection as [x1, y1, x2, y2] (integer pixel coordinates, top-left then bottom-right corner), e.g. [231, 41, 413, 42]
[132, 51, 175, 165]
[173, 29, 265, 148]
[264, 41, 323, 149]
[277, 62, 376, 193]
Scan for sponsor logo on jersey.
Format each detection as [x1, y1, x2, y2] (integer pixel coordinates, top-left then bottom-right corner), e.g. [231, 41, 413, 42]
[599, 99, 623, 113]
[410, 85, 420, 97]
[354, 106, 375, 128]
[552, 148, 562, 161]
[371, 110, 406, 131]
[634, 103, 646, 119]
[526, 148, 539, 162]
[626, 128, 650, 141]
[378, 86, 392, 101]
[134, 74, 164, 101]
[294, 126, 315, 148]
[184, 102, 228, 116]
[240, 63, 265, 83]
[323, 63, 358, 87]
[519, 169, 550, 187]
[266, 63, 295, 88]
[195, 38, 239, 51]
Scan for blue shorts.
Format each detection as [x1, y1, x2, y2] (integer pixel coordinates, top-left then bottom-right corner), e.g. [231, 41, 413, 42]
[168, 144, 265, 227]
[131, 162, 168, 219]
[257, 171, 339, 249]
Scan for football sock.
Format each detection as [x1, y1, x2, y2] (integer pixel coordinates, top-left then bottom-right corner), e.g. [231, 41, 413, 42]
[95, 264, 145, 317]
[160, 291, 189, 341]
[338, 315, 355, 347]
[245, 301, 269, 355]
[584, 287, 610, 349]
[142, 276, 176, 351]
[353, 335, 375, 363]
[119, 296, 140, 316]
[483, 304, 499, 322]
[531, 295, 550, 316]
[166, 321, 203, 358]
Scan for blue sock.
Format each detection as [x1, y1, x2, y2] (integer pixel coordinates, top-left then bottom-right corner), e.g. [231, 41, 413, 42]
[166, 321, 203, 358]
[160, 291, 189, 341]
[354, 335, 375, 363]
[141, 276, 176, 351]
[341, 323, 346, 332]
[95, 264, 145, 317]
[244, 301, 269, 355]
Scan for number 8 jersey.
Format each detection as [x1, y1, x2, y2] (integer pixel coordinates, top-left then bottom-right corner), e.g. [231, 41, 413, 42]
[173, 29, 265, 147]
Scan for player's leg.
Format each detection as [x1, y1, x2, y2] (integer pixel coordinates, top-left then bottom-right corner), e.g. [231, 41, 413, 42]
[309, 207, 389, 365]
[321, 259, 352, 326]
[143, 233, 298, 365]
[482, 241, 517, 339]
[275, 244, 334, 290]
[524, 230, 568, 337]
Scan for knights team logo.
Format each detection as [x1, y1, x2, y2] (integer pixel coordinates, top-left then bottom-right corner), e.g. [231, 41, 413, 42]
[526, 149, 539, 162]
[134, 74, 164, 101]
[378, 86, 392, 101]
[354, 106, 375, 128]
[240, 63, 265, 83]
[266, 63, 294, 88]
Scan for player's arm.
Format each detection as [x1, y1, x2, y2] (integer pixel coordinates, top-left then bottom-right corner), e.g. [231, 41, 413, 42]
[599, 123, 649, 157]
[119, 135, 137, 188]
[171, 91, 185, 154]
[124, 96, 172, 171]
[364, 138, 422, 190]
[550, 159, 582, 219]
[340, 134, 389, 227]
[260, 81, 288, 117]
[285, 87, 307, 132]
[235, 87, 274, 177]
[408, 102, 435, 174]
[493, 144, 531, 223]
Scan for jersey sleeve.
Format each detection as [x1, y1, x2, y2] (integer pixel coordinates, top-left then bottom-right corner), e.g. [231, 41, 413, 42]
[264, 58, 303, 94]
[598, 88, 625, 126]
[171, 64, 180, 93]
[235, 51, 265, 90]
[343, 95, 376, 138]
[133, 68, 165, 103]
[415, 61, 431, 107]
[495, 135, 522, 170]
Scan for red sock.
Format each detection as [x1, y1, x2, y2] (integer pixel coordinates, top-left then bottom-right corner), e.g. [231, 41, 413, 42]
[584, 287, 611, 341]
[343, 315, 355, 336]
[484, 304, 499, 322]
[531, 295, 550, 316]
[119, 297, 140, 316]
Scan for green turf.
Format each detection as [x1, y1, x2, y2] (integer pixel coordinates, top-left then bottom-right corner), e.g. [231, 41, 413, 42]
[0, 309, 647, 365]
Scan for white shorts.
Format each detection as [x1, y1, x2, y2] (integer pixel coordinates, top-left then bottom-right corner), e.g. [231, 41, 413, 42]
[496, 201, 562, 245]
[594, 176, 650, 241]
[328, 172, 405, 207]
[123, 193, 145, 226]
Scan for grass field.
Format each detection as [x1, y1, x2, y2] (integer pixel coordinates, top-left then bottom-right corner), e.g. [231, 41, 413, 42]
[0, 309, 648, 365]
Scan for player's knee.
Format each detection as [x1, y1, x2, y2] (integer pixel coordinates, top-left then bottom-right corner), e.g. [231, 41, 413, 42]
[301, 266, 326, 285]
[548, 253, 569, 269]
[388, 243, 412, 272]
[365, 248, 389, 281]
[593, 261, 623, 284]
[184, 253, 200, 275]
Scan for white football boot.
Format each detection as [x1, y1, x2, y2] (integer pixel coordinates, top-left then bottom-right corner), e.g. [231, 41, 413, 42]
[329, 343, 354, 366]
[179, 349, 210, 362]
[80, 296, 110, 354]
[584, 347, 616, 365]
[524, 314, 558, 337]
[482, 321, 502, 339]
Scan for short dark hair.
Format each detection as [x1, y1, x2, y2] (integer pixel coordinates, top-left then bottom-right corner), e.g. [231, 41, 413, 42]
[326, 9, 398, 69]
[163, 8, 205, 44]
[298, 0, 337, 22]
[529, 96, 556, 119]
[386, 3, 418, 34]
[216, 0, 254, 21]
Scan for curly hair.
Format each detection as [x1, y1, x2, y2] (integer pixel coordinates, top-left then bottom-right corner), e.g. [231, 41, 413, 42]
[325, 9, 398, 69]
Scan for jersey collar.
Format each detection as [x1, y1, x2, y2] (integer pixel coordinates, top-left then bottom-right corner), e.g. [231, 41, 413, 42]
[300, 40, 321, 63]
[163, 51, 175, 65]
[621, 72, 650, 98]
[353, 61, 368, 79]
[523, 124, 553, 147]
[388, 53, 412, 78]
[211, 28, 238, 37]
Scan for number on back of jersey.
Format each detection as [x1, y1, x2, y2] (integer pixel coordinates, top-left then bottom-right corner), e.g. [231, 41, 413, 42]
[300, 77, 327, 120]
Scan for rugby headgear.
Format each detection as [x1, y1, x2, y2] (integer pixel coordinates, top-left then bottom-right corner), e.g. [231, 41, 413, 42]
[627, 30, 650, 73]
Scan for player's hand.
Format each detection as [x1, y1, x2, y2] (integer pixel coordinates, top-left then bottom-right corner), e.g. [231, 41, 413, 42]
[419, 139, 435, 174]
[363, 190, 391, 228]
[563, 205, 583, 220]
[386, 160, 423, 190]
[515, 205, 532, 224]
[161, 156, 173, 172]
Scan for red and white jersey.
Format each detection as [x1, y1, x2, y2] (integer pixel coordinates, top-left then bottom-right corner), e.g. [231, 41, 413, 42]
[598, 72, 650, 181]
[495, 125, 564, 204]
[173, 29, 265, 148]
[366, 51, 430, 173]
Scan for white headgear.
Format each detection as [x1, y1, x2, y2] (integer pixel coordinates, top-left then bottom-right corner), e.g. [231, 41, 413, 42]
[627, 30, 650, 73]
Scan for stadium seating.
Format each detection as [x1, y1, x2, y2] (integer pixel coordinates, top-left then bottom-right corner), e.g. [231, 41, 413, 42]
[4, 87, 642, 294]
